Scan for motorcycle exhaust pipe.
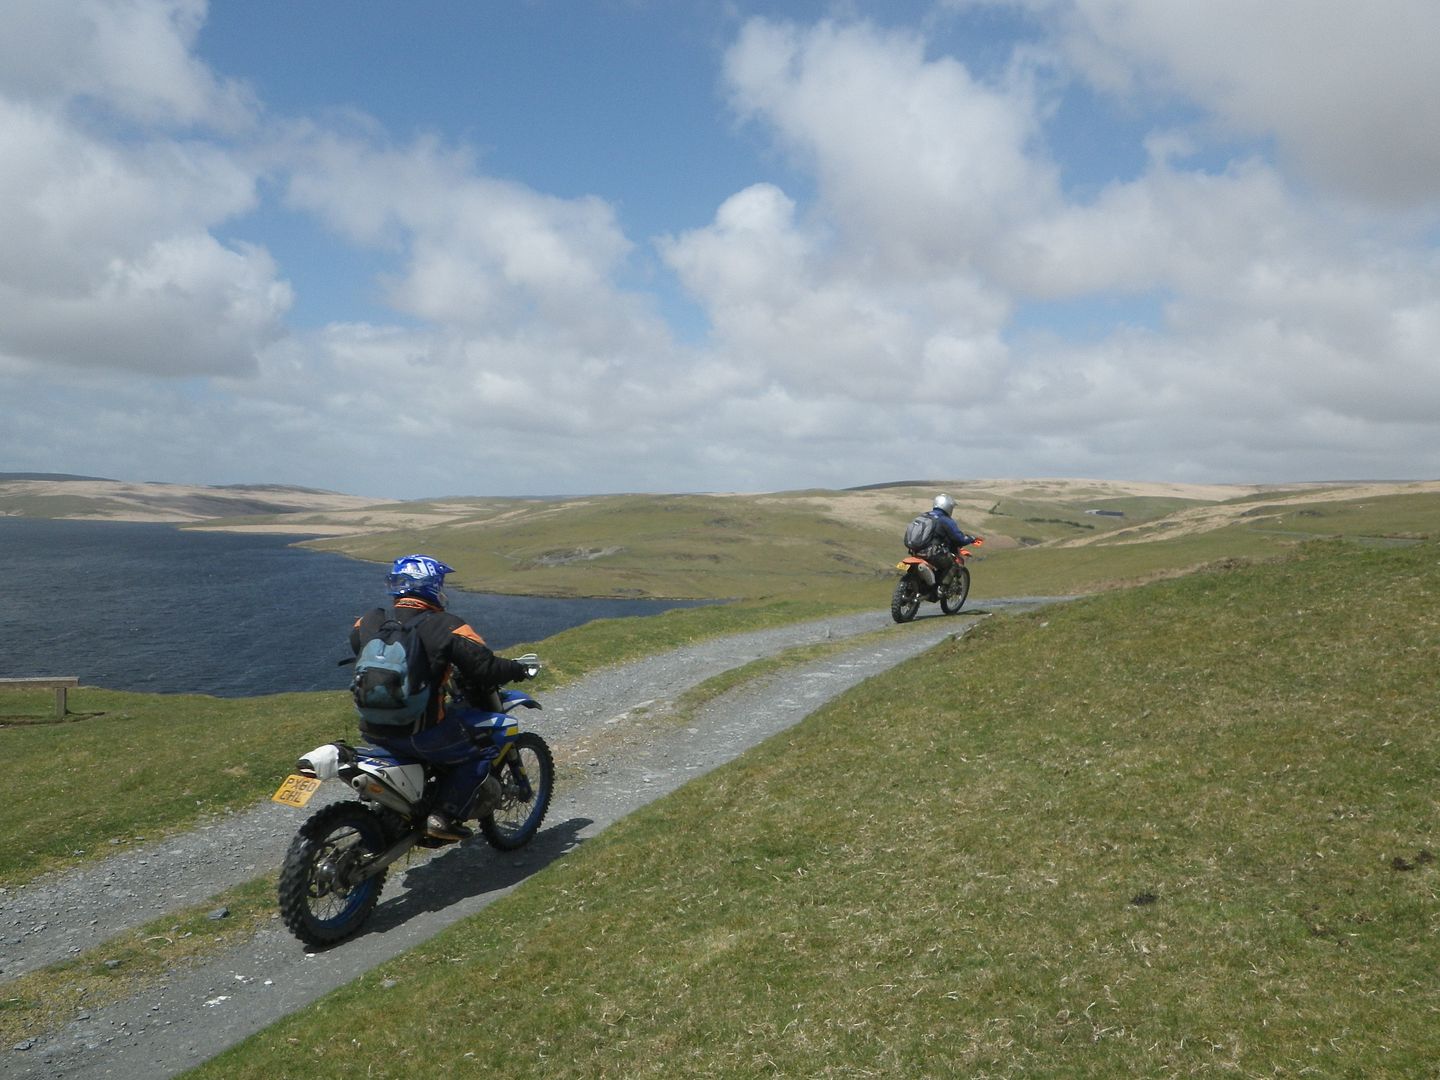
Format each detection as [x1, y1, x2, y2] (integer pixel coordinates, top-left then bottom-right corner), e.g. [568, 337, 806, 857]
[350, 774, 414, 815]
[351, 832, 422, 883]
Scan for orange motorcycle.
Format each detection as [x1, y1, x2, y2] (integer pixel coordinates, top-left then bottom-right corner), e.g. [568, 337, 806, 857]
[891, 538, 982, 623]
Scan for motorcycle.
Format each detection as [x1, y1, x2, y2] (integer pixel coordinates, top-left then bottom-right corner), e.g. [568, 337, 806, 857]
[891, 538, 982, 623]
[271, 655, 553, 947]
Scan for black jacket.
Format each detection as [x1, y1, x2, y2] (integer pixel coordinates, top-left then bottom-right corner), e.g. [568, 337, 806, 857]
[350, 597, 529, 730]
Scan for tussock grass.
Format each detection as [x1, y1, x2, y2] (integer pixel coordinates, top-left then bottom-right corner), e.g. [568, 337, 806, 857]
[190, 539, 1440, 1078]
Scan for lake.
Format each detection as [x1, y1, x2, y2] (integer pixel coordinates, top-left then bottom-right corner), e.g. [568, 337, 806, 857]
[0, 518, 708, 697]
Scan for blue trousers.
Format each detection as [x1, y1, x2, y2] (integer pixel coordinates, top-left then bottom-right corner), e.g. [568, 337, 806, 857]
[370, 705, 499, 818]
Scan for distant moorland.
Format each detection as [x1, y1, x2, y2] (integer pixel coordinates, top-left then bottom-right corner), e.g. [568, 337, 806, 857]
[4, 473, 1437, 604]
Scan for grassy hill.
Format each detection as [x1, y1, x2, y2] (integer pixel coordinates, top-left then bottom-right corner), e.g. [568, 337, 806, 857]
[0, 475, 376, 522]
[295, 480, 1440, 603]
[3, 481, 1438, 1072]
[183, 536, 1439, 1078]
[9, 474, 1437, 606]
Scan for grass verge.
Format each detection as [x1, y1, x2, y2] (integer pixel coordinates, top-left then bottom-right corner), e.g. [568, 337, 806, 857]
[0, 596, 863, 889]
[0, 875, 279, 1048]
[659, 615, 986, 730]
[187, 539, 1440, 1077]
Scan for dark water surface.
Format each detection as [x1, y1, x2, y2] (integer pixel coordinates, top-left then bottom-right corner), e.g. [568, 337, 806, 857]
[0, 518, 707, 697]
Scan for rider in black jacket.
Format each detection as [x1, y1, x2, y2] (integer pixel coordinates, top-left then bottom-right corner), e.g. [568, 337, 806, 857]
[350, 554, 533, 842]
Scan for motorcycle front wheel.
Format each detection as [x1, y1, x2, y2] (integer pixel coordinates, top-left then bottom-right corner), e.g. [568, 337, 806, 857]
[940, 566, 971, 614]
[891, 575, 922, 623]
[277, 801, 388, 947]
[480, 731, 555, 851]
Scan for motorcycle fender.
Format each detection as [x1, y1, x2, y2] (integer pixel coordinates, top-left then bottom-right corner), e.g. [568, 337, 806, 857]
[499, 688, 542, 712]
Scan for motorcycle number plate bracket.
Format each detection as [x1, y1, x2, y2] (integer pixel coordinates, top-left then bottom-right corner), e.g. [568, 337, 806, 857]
[272, 774, 322, 808]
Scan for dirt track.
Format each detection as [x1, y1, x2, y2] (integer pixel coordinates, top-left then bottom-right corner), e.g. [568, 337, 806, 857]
[0, 598, 1061, 1079]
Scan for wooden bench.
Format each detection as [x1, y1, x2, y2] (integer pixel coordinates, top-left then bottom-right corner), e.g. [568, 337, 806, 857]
[0, 677, 80, 718]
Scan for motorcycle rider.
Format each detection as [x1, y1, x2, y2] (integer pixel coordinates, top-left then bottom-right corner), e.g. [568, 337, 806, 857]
[920, 494, 977, 596]
[349, 554, 534, 843]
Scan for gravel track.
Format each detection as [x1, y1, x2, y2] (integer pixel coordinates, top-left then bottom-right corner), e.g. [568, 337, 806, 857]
[2, 599, 1057, 1078]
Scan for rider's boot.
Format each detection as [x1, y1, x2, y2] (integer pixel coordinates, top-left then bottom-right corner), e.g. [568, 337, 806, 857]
[936, 564, 954, 595]
[924, 568, 942, 601]
[425, 810, 474, 842]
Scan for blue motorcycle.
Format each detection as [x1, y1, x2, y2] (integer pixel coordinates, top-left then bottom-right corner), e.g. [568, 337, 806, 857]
[272, 656, 553, 947]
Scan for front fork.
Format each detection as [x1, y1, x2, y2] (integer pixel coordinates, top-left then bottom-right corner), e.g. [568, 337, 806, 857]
[490, 741, 535, 803]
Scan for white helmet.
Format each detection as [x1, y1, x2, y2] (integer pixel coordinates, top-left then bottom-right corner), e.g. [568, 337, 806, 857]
[933, 493, 955, 517]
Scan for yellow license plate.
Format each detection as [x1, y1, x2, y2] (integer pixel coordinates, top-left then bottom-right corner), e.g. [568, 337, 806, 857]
[272, 774, 322, 808]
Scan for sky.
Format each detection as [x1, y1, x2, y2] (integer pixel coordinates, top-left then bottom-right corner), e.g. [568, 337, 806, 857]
[2, 0, 1438, 500]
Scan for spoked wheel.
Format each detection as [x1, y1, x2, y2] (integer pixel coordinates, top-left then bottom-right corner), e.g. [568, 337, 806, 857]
[277, 801, 388, 947]
[940, 566, 971, 614]
[891, 575, 922, 623]
[480, 731, 554, 851]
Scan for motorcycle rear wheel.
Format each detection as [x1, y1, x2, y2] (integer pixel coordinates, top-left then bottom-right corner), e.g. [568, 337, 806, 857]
[277, 801, 388, 947]
[891, 575, 922, 623]
[940, 566, 971, 614]
[480, 731, 554, 851]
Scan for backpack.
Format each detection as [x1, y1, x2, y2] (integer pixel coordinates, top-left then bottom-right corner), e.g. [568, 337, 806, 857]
[904, 513, 937, 553]
[350, 612, 433, 729]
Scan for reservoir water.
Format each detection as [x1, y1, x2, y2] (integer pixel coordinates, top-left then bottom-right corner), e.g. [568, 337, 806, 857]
[0, 518, 707, 697]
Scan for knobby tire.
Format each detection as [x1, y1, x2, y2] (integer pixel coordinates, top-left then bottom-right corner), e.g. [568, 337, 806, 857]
[891, 575, 921, 623]
[277, 800, 388, 948]
[480, 731, 554, 851]
[940, 566, 971, 614]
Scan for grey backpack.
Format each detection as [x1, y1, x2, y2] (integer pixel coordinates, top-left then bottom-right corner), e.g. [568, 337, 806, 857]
[350, 614, 432, 728]
[904, 514, 937, 553]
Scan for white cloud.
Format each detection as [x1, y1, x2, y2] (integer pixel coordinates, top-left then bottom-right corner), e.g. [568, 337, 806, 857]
[2, 1, 1438, 496]
[696, 10, 1440, 483]
[0, 0, 254, 129]
[989, 0, 1440, 205]
[284, 129, 667, 351]
[0, 97, 289, 376]
[725, 18, 1059, 267]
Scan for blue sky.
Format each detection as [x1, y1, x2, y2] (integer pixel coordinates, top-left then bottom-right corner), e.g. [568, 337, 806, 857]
[2, 1, 1438, 498]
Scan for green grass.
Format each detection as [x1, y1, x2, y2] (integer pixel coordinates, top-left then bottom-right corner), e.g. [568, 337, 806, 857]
[503, 595, 874, 687]
[6, 480, 1436, 1074]
[0, 690, 353, 886]
[0, 875, 279, 1047]
[186, 539, 1440, 1078]
[983, 494, 1205, 544]
[1237, 491, 1440, 539]
[5, 488, 1435, 888]
[305, 492, 906, 602]
[0, 593, 892, 889]
[301, 486, 1440, 609]
[968, 522, 1292, 598]
[297, 484, 1233, 603]
[658, 617, 961, 730]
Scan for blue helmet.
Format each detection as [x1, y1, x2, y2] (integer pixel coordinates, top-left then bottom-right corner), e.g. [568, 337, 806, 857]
[386, 554, 454, 606]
